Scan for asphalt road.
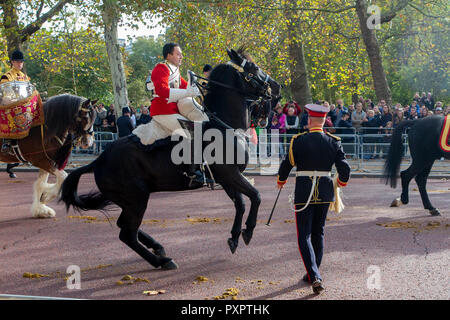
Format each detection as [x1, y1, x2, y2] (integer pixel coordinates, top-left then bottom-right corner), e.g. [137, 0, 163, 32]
[0, 173, 448, 300]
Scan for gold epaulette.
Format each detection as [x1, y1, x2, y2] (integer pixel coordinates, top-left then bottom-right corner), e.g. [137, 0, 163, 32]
[288, 132, 308, 166]
[326, 132, 341, 141]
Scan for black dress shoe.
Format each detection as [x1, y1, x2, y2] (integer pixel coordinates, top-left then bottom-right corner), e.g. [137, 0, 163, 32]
[312, 279, 325, 294]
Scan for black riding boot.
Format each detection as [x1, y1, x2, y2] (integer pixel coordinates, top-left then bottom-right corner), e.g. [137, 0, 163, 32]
[186, 164, 204, 185]
[186, 164, 214, 187]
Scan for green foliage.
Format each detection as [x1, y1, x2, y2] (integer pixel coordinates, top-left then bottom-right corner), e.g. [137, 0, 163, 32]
[127, 36, 164, 77]
[125, 36, 164, 105]
[25, 27, 113, 103]
[0, 0, 448, 107]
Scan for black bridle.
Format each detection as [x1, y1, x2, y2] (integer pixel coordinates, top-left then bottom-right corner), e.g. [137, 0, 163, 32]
[194, 63, 272, 101]
[192, 76, 273, 131]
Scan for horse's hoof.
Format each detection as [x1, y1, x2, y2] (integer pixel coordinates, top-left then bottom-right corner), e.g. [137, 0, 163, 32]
[32, 205, 56, 218]
[390, 198, 403, 207]
[227, 238, 238, 254]
[154, 247, 166, 257]
[241, 229, 253, 245]
[160, 258, 178, 270]
[429, 208, 441, 216]
[8, 172, 16, 179]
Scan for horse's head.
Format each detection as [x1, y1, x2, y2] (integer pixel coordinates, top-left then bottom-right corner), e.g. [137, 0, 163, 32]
[227, 48, 281, 104]
[73, 99, 97, 149]
[227, 48, 281, 127]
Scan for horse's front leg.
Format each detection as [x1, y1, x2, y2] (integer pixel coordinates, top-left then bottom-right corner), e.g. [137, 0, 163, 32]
[240, 184, 261, 246]
[222, 185, 245, 254]
[40, 170, 68, 203]
[31, 169, 56, 218]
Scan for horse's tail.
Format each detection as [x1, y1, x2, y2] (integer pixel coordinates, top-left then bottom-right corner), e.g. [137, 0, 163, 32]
[383, 120, 415, 188]
[59, 159, 112, 212]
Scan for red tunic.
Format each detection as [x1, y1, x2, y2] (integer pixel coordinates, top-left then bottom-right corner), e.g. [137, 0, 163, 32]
[150, 63, 187, 116]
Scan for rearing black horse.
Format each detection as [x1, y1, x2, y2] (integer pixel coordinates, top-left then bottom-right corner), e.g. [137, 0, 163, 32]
[60, 49, 281, 270]
[384, 115, 450, 216]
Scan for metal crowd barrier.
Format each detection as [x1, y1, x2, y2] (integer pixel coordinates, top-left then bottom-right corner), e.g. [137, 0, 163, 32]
[70, 131, 117, 165]
[249, 127, 449, 175]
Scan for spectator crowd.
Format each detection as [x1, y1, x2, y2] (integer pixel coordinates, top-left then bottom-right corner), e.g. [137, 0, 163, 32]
[86, 92, 448, 158]
[257, 92, 448, 159]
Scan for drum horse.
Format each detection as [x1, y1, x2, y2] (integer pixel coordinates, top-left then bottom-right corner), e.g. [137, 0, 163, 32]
[60, 48, 281, 270]
[0, 81, 96, 218]
[384, 115, 450, 216]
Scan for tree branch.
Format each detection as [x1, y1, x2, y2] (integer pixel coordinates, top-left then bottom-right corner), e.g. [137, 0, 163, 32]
[380, 29, 447, 44]
[187, 1, 356, 13]
[36, 0, 45, 19]
[408, 2, 445, 19]
[20, 0, 74, 42]
[380, 0, 411, 24]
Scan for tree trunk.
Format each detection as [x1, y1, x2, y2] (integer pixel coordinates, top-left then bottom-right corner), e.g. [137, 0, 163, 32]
[286, 11, 312, 107]
[1, 1, 22, 56]
[102, 0, 129, 116]
[355, 0, 392, 106]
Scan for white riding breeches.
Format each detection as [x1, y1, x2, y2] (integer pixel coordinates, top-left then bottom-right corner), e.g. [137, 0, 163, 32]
[177, 97, 209, 122]
[133, 98, 209, 146]
[152, 113, 191, 139]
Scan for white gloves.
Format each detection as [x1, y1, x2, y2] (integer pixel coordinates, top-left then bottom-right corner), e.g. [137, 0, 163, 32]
[167, 71, 200, 103]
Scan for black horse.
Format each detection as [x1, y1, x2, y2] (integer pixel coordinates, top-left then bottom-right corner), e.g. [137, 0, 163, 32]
[60, 49, 281, 270]
[384, 115, 450, 216]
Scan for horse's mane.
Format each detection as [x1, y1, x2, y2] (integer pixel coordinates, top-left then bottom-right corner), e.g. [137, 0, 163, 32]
[204, 64, 245, 110]
[207, 64, 245, 92]
[236, 46, 254, 63]
[43, 94, 86, 141]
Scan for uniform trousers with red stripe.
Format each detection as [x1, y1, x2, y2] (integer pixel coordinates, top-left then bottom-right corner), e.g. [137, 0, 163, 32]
[295, 203, 330, 282]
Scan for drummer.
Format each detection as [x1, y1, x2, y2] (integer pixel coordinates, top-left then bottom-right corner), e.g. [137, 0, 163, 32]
[1, 49, 31, 153]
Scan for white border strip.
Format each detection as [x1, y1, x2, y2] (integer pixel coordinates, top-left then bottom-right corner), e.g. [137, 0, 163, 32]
[0, 294, 84, 300]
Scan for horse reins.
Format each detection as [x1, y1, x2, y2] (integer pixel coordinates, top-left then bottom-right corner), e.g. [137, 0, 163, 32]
[193, 62, 272, 100]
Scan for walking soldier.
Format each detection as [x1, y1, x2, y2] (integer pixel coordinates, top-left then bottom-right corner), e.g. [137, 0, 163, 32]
[276, 103, 351, 294]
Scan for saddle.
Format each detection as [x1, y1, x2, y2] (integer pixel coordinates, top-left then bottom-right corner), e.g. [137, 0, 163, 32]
[132, 119, 173, 146]
[131, 119, 215, 188]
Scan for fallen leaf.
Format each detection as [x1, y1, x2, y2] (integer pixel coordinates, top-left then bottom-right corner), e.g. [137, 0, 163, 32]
[143, 290, 159, 296]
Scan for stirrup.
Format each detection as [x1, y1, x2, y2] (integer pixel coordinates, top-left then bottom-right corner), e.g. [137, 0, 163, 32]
[184, 170, 213, 187]
[1, 143, 11, 154]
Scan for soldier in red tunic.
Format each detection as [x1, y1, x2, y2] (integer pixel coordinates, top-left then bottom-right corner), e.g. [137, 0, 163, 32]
[148, 43, 209, 184]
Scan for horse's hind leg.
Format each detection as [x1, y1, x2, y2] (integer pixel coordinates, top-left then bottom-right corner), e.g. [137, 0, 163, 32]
[415, 162, 440, 216]
[222, 185, 245, 254]
[392, 162, 420, 206]
[115, 187, 177, 270]
[119, 226, 177, 269]
[31, 169, 56, 218]
[138, 230, 167, 257]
